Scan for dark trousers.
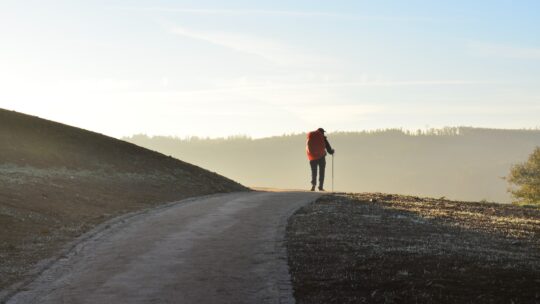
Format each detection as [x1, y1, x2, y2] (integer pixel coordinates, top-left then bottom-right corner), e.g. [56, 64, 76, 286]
[310, 157, 326, 187]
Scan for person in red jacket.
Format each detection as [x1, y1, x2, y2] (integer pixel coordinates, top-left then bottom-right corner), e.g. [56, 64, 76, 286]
[306, 128, 335, 191]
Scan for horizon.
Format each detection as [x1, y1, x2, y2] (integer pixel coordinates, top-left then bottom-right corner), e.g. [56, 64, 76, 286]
[124, 125, 540, 141]
[1, 1, 540, 138]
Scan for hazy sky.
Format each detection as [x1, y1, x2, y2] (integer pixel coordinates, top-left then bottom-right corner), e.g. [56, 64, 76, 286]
[1, 1, 539, 138]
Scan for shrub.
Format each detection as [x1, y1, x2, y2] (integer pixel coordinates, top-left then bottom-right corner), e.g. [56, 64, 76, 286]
[508, 147, 540, 205]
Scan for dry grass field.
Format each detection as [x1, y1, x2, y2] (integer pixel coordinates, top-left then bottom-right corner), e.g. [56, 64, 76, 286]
[287, 193, 540, 304]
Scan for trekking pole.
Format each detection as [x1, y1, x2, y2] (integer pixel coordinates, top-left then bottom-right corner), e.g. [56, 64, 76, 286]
[332, 153, 334, 192]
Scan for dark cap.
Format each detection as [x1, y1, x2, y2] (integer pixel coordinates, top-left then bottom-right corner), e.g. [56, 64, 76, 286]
[317, 127, 326, 133]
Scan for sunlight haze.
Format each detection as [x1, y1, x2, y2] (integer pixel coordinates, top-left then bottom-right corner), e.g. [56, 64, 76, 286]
[1, 1, 540, 138]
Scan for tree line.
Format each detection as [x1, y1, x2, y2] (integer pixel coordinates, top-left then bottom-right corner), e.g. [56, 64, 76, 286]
[125, 127, 540, 204]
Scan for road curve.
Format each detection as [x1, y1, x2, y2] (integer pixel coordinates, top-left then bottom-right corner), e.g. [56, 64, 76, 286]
[7, 191, 321, 304]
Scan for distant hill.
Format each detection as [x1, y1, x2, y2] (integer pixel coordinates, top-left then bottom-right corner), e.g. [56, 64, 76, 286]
[0, 108, 247, 292]
[125, 127, 540, 203]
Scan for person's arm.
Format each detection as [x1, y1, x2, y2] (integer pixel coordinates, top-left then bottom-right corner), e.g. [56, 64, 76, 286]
[324, 137, 335, 154]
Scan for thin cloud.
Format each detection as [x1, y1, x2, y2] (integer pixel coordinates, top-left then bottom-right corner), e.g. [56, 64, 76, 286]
[209, 79, 491, 91]
[314, 80, 490, 87]
[120, 77, 485, 99]
[169, 26, 328, 65]
[129, 79, 492, 97]
[171, 26, 280, 61]
[285, 104, 385, 124]
[111, 6, 340, 17]
[469, 42, 540, 59]
[110, 6, 440, 22]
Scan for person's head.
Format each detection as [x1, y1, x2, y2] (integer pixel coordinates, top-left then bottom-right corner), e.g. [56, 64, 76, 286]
[317, 127, 326, 134]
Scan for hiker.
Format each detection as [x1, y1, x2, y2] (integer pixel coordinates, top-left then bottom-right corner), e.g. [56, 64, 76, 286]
[306, 128, 335, 191]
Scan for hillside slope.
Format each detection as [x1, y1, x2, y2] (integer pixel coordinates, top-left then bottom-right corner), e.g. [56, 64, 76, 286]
[0, 109, 247, 291]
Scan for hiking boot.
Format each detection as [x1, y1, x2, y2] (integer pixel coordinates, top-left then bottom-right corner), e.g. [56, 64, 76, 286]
[310, 185, 316, 191]
[318, 187, 325, 191]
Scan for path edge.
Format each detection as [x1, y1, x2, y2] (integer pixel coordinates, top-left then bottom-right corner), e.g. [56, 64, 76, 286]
[0, 192, 241, 303]
[274, 192, 322, 304]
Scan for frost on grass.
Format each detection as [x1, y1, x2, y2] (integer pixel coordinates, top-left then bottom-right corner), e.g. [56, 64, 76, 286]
[287, 193, 540, 304]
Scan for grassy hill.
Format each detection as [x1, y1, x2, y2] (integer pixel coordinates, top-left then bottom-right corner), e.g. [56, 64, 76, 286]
[0, 109, 247, 291]
[125, 128, 540, 203]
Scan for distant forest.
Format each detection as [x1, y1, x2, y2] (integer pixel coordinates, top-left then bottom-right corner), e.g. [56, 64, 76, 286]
[124, 127, 540, 203]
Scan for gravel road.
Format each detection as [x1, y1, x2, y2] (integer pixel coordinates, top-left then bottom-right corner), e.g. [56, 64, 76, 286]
[7, 191, 320, 304]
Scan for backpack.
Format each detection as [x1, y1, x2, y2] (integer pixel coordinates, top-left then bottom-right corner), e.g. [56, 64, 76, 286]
[306, 130, 326, 161]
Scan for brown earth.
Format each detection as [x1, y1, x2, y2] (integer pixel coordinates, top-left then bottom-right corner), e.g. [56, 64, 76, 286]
[0, 109, 247, 292]
[286, 193, 540, 304]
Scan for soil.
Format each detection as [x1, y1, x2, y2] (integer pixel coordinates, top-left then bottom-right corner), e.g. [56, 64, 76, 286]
[286, 193, 540, 304]
[0, 109, 247, 292]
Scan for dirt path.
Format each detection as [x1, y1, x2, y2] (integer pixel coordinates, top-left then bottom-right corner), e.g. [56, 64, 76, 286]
[7, 191, 320, 304]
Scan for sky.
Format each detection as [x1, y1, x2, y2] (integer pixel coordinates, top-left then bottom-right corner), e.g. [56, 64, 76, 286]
[1, 0, 540, 138]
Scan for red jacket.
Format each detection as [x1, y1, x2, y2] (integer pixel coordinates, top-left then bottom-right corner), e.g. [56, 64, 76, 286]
[306, 130, 326, 161]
